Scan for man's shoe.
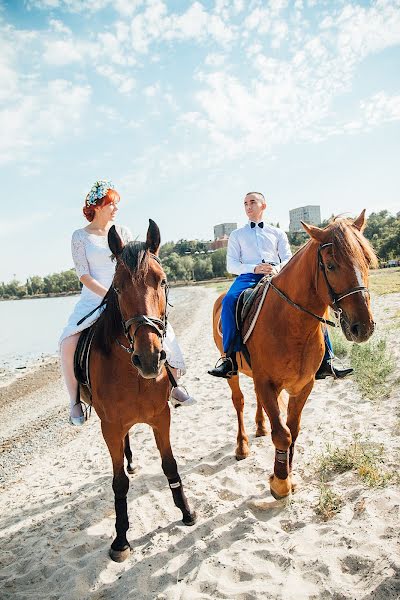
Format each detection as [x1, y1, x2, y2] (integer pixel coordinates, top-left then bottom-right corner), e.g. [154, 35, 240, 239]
[208, 357, 237, 379]
[315, 359, 353, 380]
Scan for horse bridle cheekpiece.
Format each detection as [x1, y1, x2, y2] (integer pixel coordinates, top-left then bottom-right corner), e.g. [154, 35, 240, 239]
[269, 241, 370, 328]
[113, 253, 169, 355]
[318, 242, 370, 309]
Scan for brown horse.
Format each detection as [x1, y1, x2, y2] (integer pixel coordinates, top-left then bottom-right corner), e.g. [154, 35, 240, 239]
[212, 211, 377, 499]
[81, 220, 196, 562]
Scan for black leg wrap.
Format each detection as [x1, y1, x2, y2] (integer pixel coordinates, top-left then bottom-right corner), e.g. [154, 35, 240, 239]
[289, 443, 295, 470]
[168, 476, 195, 524]
[112, 497, 130, 550]
[274, 449, 289, 480]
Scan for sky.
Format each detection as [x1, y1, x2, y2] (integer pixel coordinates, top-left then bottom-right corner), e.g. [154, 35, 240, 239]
[0, 0, 399, 281]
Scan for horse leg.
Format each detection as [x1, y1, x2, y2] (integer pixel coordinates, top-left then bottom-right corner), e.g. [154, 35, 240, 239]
[255, 394, 268, 437]
[101, 422, 131, 562]
[124, 432, 136, 475]
[255, 380, 292, 499]
[228, 374, 250, 460]
[286, 380, 314, 491]
[152, 408, 197, 526]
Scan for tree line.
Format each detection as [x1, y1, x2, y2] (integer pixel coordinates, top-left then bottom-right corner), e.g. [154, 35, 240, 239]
[1, 210, 398, 299]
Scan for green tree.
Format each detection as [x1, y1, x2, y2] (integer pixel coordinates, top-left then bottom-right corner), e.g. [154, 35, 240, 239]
[211, 248, 227, 277]
[193, 256, 213, 280]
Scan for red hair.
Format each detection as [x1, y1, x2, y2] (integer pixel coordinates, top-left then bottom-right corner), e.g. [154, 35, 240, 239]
[83, 188, 120, 222]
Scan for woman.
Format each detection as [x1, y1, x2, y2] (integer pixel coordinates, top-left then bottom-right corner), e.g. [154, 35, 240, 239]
[59, 180, 196, 426]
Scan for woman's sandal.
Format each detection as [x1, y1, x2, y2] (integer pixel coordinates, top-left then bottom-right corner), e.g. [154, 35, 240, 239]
[169, 385, 197, 408]
[69, 400, 92, 426]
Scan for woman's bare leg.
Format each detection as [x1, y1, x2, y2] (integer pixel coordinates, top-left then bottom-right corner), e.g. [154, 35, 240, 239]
[60, 334, 83, 419]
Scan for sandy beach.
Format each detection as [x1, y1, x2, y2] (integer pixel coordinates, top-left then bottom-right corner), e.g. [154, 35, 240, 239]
[0, 286, 399, 600]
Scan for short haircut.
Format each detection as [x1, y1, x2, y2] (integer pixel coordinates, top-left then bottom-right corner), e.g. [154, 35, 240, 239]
[245, 191, 265, 201]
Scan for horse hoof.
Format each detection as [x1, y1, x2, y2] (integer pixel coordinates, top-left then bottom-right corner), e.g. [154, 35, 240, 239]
[182, 511, 197, 526]
[236, 446, 250, 461]
[255, 428, 268, 438]
[109, 545, 131, 562]
[269, 474, 291, 500]
[127, 464, 138, 475]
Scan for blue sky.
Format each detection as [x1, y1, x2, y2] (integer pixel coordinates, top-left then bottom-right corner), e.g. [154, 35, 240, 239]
[1, 0, 399, 281]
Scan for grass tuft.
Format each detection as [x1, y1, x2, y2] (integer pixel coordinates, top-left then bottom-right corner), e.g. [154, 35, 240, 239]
[318, 437, 392, 488]
[317, 484, 343, 520]
[351, 337, 395, 400]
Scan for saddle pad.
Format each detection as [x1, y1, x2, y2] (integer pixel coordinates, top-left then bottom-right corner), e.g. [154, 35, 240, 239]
[74, 324, 96, 395]
[236, 276, 271, 344]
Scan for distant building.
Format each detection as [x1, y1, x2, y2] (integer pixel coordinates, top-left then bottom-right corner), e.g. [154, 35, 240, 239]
[289, 205, 321, 232]
[210, 235, 229, 250]
[214, 222, 237, 240]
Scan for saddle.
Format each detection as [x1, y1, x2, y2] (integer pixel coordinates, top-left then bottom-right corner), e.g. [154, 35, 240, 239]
[74, 323, 97, 398]
[235, 276, 272, 364]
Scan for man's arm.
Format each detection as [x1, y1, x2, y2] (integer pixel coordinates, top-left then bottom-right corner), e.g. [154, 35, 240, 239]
[276, 230, 293, 271]
[226, 232, 257, 275]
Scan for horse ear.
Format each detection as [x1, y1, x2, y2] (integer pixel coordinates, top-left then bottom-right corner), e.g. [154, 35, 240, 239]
[353, 209, 366, 232]
[300, 221, 329, 243]
[108, 225, 124, 257]
[146, 219, 161, 255]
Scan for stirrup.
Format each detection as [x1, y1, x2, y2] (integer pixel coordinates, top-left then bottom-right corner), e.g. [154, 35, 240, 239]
[69, 400, 91, 425]
[210, 356, 237, 379]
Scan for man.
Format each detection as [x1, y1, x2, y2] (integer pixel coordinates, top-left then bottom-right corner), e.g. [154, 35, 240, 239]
[208, 191, 353, 380]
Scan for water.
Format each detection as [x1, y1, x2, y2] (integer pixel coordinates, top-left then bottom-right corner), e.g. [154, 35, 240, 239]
[0, 287, 192, 379]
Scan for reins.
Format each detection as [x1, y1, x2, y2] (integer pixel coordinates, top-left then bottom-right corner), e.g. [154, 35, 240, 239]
[269, 242, 369, 327]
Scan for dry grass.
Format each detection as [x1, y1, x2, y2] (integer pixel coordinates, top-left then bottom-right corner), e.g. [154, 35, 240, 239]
[317, 484, 343, 520]
[351, 337, 395, 400]
[368, 267, 400, 295]
[318, 437, 393, 488]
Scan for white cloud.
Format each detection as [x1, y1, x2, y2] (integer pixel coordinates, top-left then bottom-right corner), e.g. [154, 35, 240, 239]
[96, 64, 136, 94]
[360, 91, 400, 127]
[0, 79, 91, 165]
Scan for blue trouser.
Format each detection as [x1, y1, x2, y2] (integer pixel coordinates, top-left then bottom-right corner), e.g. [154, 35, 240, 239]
[221, 273, 264, 353]
[221, 273, 334, 359]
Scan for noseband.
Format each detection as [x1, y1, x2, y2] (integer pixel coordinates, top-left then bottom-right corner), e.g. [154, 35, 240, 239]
[113, 254, 169, 355]
[269, 242, 370, 327]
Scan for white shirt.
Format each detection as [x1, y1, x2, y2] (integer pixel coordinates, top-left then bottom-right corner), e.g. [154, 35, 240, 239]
[226, 221, 292, 275]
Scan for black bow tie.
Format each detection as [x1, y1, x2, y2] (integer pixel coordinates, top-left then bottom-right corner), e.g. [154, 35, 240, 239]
[250, 221, 264, 228]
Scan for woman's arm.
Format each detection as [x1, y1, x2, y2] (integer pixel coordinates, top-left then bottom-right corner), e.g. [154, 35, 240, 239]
[71, 230, 108, 298]
[80, 274, 108, 298]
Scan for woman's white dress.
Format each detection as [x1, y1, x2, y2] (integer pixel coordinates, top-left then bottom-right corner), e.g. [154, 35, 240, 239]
[59, 226, 186, 372]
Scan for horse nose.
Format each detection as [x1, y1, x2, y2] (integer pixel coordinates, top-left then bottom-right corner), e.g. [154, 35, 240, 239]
[160, 349, 166, 362]
[132, 354, 141, 368]
[351, 322, 361, 338]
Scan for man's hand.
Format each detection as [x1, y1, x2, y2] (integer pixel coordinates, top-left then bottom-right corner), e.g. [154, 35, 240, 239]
[254, 263, 278, 275]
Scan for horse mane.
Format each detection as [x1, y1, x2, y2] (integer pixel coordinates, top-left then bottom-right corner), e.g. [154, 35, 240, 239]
[95, 241, 151, 355]
[325, 217, 378, 272]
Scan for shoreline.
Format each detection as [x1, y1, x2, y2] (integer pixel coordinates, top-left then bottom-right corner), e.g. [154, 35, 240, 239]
[0, 277, 233, 301]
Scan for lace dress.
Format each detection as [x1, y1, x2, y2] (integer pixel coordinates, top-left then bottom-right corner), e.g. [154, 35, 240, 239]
[59, 226, 186, 372]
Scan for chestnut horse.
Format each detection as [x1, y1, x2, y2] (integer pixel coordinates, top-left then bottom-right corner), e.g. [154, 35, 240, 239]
[81, 220, 196, 562]
[212, 211, 377, 499]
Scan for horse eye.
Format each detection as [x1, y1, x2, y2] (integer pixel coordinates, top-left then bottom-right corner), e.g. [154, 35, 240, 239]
[161, 279, 167, 288]
[114, 286, 121, 294]
[326, 263, 335, 272]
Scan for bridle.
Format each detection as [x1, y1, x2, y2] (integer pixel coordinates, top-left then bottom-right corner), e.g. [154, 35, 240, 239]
[269, 242, 370, 328]
[317, 243, 369, 307]
[113, 253, 169, 355]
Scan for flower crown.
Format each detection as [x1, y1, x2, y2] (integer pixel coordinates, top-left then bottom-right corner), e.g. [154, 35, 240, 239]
[85, 180, 114, 207]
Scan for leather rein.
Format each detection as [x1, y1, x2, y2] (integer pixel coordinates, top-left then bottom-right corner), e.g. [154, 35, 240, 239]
[269, 242, 370, 328]
[113, 253, 169, 355]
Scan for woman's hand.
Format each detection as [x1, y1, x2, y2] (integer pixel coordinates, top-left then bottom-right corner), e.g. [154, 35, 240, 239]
[80, 274, 109, 298]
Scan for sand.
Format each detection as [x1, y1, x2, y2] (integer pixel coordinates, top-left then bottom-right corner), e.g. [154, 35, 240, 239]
[0, 287, 399, 600]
